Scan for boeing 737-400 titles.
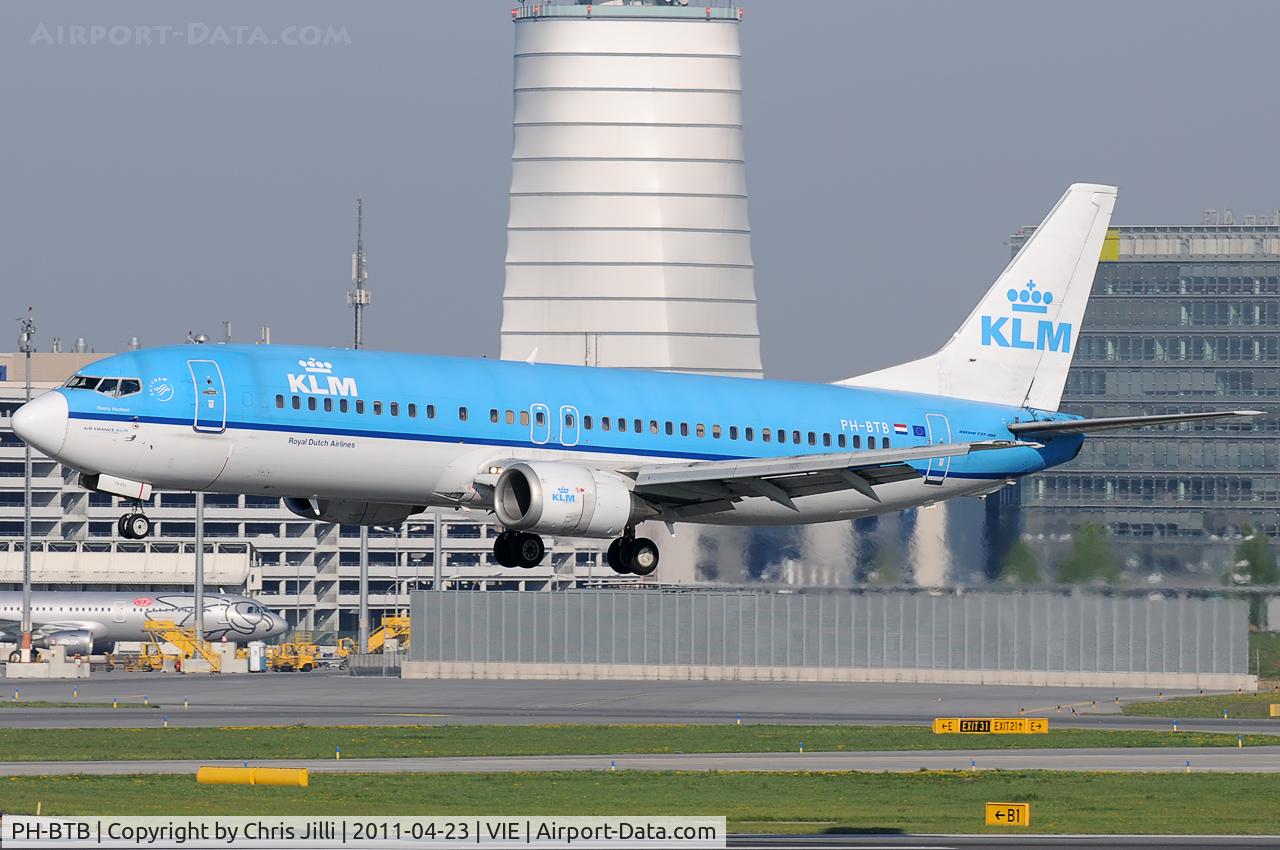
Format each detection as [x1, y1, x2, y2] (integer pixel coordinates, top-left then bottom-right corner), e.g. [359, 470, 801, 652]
[11, 185, 1260, 576]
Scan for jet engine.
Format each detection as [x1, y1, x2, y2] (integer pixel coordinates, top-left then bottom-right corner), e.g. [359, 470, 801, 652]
[493, 462, 654, 538]
[43, 629, 96, 657]
[284, 498, 423, 526]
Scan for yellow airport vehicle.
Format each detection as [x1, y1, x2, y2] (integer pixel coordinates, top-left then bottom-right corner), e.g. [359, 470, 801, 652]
[268, 631, 320, 672]
[985, 802, 1030, 827]
[131, 619, 223, 673]
[336, 615, 411, 657]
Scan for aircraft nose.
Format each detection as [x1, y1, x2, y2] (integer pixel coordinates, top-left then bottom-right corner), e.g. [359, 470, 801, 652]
[12, 392, 68, 457]
[267, 612, 288, 636]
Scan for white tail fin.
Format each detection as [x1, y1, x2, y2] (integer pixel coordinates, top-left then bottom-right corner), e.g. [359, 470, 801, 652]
[839, 183, 1117, 411]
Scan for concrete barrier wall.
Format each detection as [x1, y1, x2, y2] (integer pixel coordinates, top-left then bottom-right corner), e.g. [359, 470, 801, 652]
[406, 589, 1254, 690]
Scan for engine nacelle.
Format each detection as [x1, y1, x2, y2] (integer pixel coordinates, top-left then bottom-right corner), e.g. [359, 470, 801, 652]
[43, 629, 95, 657]
[284, 497, 423, 526]
[493, 461, 654, 538]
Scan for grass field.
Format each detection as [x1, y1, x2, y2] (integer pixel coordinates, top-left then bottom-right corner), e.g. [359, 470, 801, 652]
[2, 771, 1278, 834]
[0, 701, 154, 710]
[0, 724, 1277, 762]
[1124, 691, 1280, 719]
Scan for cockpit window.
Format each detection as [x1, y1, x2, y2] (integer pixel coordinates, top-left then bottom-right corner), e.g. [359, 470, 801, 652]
[64, 375, 142, 397]
[65, 375, 101, 390]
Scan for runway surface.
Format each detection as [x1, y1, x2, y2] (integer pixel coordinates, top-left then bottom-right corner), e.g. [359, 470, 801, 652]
[1, 671, 1272, 732]
[3, 745, 1279, 776]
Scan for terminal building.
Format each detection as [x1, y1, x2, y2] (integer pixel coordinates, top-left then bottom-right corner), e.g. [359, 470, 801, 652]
[1004, 211, 1280, 578]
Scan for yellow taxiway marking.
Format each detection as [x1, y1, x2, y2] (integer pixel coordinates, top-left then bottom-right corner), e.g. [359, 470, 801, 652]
[564, 693, 646, 709]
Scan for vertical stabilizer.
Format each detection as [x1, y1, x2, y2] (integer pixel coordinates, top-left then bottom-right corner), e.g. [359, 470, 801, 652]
[839, 183, 1117, 411]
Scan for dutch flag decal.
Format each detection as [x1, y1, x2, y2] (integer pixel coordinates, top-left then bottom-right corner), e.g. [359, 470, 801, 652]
[893, 423, 909, 435]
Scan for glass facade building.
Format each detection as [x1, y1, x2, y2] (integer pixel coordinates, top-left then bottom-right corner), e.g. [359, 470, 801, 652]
[1009, 218, 1280, 577]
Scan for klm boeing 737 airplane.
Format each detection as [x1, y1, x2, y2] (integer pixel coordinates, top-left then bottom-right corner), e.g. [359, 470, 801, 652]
[11, 185, 1260, 576]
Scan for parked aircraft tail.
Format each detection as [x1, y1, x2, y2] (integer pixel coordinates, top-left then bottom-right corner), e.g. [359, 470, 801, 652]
[840, 183, 1118, 412]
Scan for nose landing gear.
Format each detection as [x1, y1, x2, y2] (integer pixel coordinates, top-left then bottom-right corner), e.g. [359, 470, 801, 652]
[606, 528, 660, 577]
[118, 510, 153, 540]
[493, 530, 546, 569]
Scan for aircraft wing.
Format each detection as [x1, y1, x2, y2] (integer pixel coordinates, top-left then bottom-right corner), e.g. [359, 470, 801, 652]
[1009, 410, 1263, 436]
[624, 440, 1033, 515]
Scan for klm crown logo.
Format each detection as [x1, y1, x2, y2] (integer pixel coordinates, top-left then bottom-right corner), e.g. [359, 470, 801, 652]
[299, 358, 333, 374]
[981, 279, 1071, 353]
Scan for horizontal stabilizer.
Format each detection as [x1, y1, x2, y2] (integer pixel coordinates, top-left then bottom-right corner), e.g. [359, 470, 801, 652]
[1009, 410, 1263, 436]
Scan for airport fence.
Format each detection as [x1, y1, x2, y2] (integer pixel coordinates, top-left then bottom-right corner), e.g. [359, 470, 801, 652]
[404, 589, 1253, 689]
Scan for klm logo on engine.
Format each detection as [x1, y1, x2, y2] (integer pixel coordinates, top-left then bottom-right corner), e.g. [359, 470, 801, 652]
[981, 280, 1072, 353]
[287, 357, 359, 397]
[551, 486, 577, 504]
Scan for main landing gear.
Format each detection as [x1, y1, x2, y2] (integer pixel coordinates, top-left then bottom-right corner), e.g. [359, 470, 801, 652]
[493, 530, 546, 569]
[606, 528, 659, 577]
[117, 509, 152, 540]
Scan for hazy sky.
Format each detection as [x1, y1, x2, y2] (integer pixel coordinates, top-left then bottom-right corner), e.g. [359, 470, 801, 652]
[3, 1, 1277, 381]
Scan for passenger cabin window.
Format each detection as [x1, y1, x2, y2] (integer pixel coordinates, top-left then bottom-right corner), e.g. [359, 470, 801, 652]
[762, 428, 771, 443]
[459, 407, 468, 421]
[584, 415, 593, 430]
[712, 425, 722, 439]
[505, 410, 515, 425]
[792, 430, 801, 444]
[408, 403, 417, 418]
[883, 437, 890, 448]
[808, 432, 816, 446]
[565, 412, 575, 428]
[649, 420, 659, 435]
[745, 427, 754, 441]
[490, 409, 499, 424]
[729, 426, 739, 440]
[356, 400, 365, 414]
[372, 401, 382, 415]
[340, 399, 350, 414]
[838, 434, 847, 448]
[853, 435, 861, 449]
[519, 410, 529, 426]
[618, 418, 627, 433]
[777, 429, 786, 444]
[390, 402, 399, 416]
[426, 404, 436, 419]
[823, 433, 831, 447]
[665, 421, 673, 436]
[868, 436, 877, 449]
[275, 394, 284, 409]
[534, 410, 544, 426]
[680, 423, 689, 437]
[323, 398, 333, 412]
[696, 424, 705, 438]
[633, 419, 642, 433]
[291, 396, 301, 410]
[307, 397, 318, 411]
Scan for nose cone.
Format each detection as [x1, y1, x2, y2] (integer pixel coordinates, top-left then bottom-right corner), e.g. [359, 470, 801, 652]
[12, 392, 68, 457]
[266, 612, 288, 637]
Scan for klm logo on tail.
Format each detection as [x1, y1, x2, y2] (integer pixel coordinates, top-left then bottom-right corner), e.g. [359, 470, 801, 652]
[981, 280, 1072, 353]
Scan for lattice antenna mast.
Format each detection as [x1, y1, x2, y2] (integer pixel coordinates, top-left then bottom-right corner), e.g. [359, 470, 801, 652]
[348, 197, 370, 350]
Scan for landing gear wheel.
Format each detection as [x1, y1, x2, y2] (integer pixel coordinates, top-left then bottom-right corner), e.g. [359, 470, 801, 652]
[624, 538, 660, 577]
[493, 532, 517, 568]
[606, 538, 631, 575]
[513, 533, 545, 569]
[7, 651, 20, 664]
[125, 513, 153, 540]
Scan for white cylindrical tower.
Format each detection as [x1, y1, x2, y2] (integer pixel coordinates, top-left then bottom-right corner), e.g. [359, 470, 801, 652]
[501, 1, 762, 377]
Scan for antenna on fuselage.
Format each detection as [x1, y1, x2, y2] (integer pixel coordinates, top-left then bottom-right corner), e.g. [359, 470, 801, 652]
[347, 197, 370, 351]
